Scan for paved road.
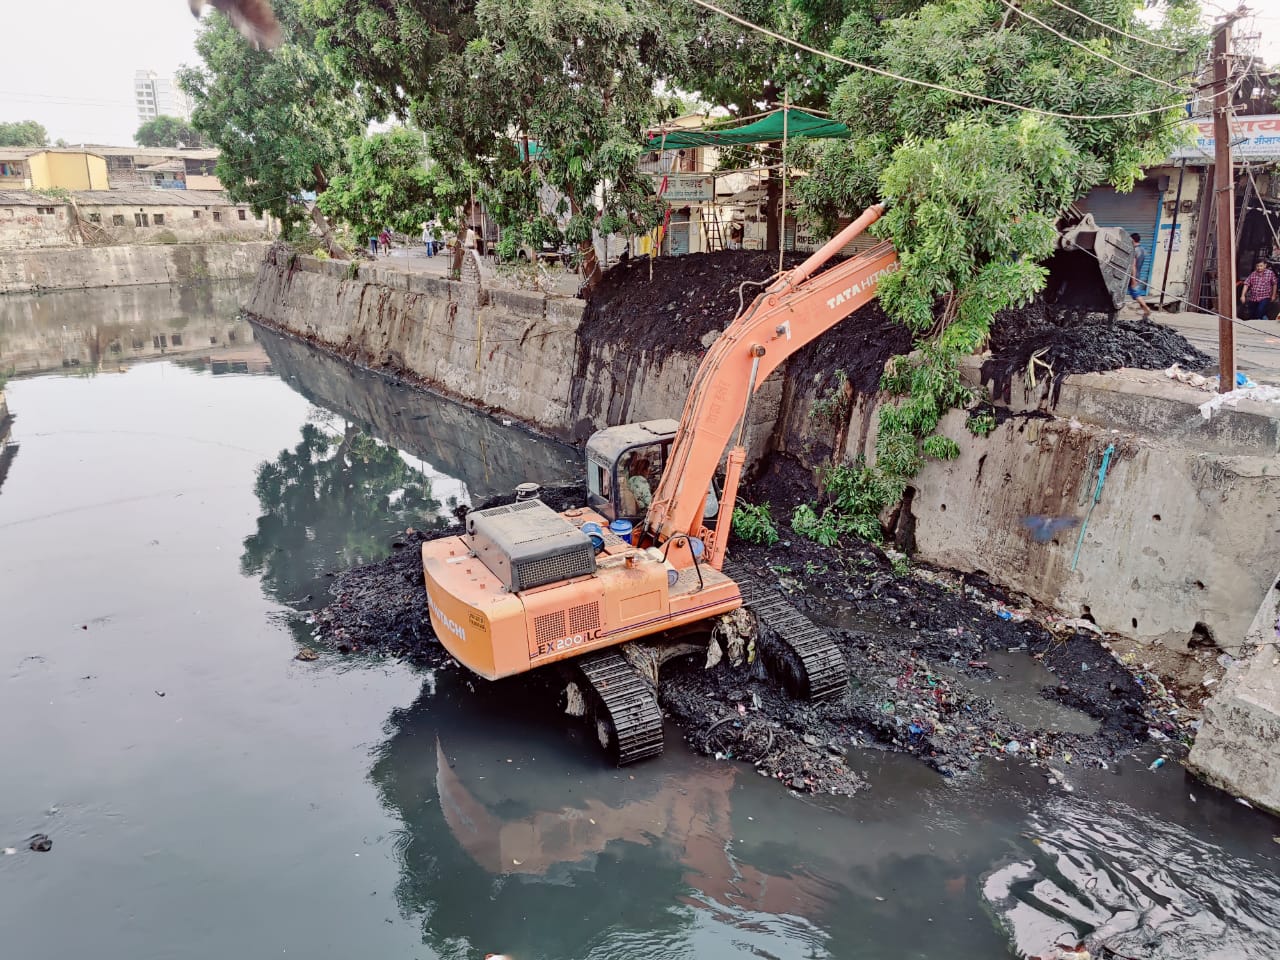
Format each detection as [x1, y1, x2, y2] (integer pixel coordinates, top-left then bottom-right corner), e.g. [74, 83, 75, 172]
[1130, 304, 1280, 385]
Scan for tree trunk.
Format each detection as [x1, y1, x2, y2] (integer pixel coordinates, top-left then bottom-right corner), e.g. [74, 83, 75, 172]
[567, 190, 602, 297]
[308, 203, 348, 260]
[765, 165, 781, 252]
[307, 164, 348, 260]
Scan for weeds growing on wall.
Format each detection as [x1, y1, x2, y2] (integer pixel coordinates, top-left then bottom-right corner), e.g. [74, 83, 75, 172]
[732, 501, 780, 546]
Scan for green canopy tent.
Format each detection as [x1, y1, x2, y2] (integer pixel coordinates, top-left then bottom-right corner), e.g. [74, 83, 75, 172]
[642, 109, 849, 149]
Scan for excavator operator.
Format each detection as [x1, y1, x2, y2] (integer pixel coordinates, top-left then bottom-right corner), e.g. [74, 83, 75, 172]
[626, 455, 656, 512]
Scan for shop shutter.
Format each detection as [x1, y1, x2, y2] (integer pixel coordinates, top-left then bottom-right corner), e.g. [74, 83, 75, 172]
[1077, 181, 1162, 285]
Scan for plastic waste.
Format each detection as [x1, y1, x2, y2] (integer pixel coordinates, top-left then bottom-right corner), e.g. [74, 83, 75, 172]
[996, 609, 1013, 621]
[1148, 757, 1166, 771]
[1004, 740, 1021, 755]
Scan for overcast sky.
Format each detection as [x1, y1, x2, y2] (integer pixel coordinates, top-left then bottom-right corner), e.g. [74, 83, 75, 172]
[2, 0, 1279, 148]
[1, 0, 203, 145]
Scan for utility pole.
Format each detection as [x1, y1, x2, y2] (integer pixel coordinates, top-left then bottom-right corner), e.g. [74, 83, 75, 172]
[1213, 21, 1236, 393]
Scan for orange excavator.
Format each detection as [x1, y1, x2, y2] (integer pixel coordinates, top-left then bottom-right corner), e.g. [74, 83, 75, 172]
[423, 202, 897, 763]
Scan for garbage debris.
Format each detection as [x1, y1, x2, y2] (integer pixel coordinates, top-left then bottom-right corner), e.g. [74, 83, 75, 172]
[1198, 382, 1280, 420]
[27, 834, 52, 852]
[1149, 757, 1166, 771]
[295, 648, 320, 662]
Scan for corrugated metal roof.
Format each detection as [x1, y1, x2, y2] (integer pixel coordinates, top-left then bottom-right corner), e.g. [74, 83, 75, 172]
[0, 190, 56, 205]
[84, 145, 221, 161]
[70, 190, 240, 207]
[0, 148, 40, 161]
[0, 190, 54, 206]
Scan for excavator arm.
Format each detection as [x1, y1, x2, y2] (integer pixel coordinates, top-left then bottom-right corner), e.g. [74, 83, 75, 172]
[645, 203, 898, 556]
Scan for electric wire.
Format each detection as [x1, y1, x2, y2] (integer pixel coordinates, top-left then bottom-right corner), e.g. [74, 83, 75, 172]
[997, 0, 1189, 91]
[686, 0, 1191, 121]
[1043, 0, 1190, 52]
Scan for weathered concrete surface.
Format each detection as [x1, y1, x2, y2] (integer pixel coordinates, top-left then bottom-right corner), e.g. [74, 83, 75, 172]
[1187, 576, 1280, 813]
[852, 363, 1280, 650]
[250, 249, 1280, 659]
[0, 241, 271, 295]
[248, 247, 780, 458]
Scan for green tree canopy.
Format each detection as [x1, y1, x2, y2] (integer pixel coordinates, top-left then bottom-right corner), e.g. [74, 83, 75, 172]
[135, 115, 207, 148]
[304, 0, 683, 283]
[0, 120, 48, 147]
[178, 0, 365, 255]
[772, 0, 1206, 537]
[317, 128, 440, 241]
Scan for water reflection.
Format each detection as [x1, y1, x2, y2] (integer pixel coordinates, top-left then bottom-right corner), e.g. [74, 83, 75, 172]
[364, 678, 1029, 960]
[253, 321, 576, 503]
[0, 281, 253, 376]
[242, 420, 445, 604]
[985, 792, 1280, 959]
[0, 387, 15, 497]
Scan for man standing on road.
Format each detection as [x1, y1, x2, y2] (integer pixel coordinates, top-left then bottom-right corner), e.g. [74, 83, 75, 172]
[1241, 259, 1278, 321]
[1129, 232, 1152, 319]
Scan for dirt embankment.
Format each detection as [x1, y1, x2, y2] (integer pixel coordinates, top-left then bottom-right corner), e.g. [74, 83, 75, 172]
[585, 250, 1209, 402]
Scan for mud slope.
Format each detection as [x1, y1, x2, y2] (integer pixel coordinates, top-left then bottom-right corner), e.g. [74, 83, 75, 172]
[311, 511, 1176, 797]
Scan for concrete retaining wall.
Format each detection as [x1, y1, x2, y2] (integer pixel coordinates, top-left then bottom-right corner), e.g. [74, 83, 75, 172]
[249, 248, 1280, 654]
[0, 241, 271, 295]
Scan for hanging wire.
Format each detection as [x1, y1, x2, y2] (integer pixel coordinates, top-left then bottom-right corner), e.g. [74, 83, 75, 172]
[686, 0, 1192, 121]
[1043, 0, 1190, 52]
[996, 0, 1188, 91]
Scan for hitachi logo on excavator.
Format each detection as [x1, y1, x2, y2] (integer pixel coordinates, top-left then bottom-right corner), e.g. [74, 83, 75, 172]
[825, 263, 899, 311]
[428, 592, 466, 644]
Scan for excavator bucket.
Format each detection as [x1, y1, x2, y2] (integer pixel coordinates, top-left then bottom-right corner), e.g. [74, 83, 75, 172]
[1045, 214, 1135, 315]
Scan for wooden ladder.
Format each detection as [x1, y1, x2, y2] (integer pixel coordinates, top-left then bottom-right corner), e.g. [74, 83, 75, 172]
[700, 207, 724, 252]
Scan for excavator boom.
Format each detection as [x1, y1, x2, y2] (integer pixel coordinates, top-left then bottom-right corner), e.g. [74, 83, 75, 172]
[645, 204, 897, 546]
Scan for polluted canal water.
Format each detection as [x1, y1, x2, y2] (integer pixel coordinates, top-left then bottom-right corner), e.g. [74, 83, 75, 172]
[1, 282, 1279, 960]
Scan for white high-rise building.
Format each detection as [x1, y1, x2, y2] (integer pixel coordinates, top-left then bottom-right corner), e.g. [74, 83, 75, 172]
[134, 70, 192, 124]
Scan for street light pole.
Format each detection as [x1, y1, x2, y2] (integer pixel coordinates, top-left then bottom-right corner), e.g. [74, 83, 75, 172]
[1213, 22, 1236, 393]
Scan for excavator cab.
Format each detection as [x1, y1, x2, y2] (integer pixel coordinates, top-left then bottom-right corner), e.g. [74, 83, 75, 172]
[585, 418, 720, 524]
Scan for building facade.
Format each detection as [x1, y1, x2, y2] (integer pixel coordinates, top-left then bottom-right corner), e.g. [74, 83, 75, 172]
[0, 149, 110, 191]
[0, 190, 273, 249]
[134, 70, 192, 123]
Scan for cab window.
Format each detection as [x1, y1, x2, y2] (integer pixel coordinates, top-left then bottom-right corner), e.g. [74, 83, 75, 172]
[587, 459, 611, 500]
[616, 443, 666, 517]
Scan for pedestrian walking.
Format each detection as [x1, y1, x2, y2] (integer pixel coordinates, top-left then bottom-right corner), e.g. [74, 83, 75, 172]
[1129, 232, 1151, 319]
[1240, 259, 1278, 321]
[379, 229, 391, 256]
[368, 234, 379, 257]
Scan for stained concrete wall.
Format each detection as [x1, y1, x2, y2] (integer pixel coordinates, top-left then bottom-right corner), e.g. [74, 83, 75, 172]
[1187, 575, 1280, 813]
[841, 362, 1280, 650]
[0, 241, 270, 295]
[247, 246, 780, 462]
[249, 248, 1280, 655]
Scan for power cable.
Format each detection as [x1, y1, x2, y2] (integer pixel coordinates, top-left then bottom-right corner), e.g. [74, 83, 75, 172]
[686, 0, 1190, 121]
[1043, 0, 1190, 52]
[997, 0, 1189, 92]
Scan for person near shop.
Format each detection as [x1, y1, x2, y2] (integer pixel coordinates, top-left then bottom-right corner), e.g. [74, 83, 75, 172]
[1240, 259, 1278, 321]
[1129, 233, 1152, 318]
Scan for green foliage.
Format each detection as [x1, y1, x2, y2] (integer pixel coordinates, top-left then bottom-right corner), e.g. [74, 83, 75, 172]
[732, 501, 779, 545]
[135, 115, 206, 149]
[785, 0, 1204, 527]
[966, 406, 997, 437]
[810, 369, 850, 425]
[890, 553, 911, 578]
[318, 128, 440, 240]
[791, 503, 842, 547]
[179, 0, 366, 230]
[304, 0, 674, 268]
[0, 120, 48, 147]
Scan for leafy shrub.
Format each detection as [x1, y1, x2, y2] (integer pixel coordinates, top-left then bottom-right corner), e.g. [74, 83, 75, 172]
[732, 501, 779, 545]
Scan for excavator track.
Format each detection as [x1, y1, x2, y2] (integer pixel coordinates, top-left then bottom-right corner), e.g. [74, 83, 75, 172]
[577, 649, 664, 766]
[724, 560, 847, 701]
